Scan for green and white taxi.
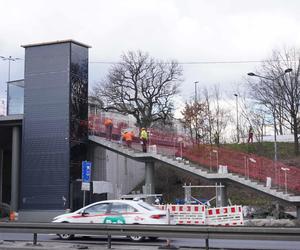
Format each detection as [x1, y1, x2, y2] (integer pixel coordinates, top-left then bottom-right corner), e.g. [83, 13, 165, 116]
[52, 199, 169, 241]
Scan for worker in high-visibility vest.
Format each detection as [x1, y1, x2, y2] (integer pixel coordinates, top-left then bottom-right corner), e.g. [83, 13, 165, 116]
[104, 118, 113, 140]
[140, 128, 148, 152]
[124, 130, 134, 148]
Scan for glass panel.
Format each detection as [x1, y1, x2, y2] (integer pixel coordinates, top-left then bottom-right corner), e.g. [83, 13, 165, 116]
[8, 80, 24, 115]
[111, 203, 137, 213]
[70, 43, 88, 144]
[69, 43, 89, 210]
[137, 201, 158, 211]
[85, 203, 109, 214]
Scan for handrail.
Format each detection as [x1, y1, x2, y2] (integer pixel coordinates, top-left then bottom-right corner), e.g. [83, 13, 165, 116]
[0, 223, 300, 249]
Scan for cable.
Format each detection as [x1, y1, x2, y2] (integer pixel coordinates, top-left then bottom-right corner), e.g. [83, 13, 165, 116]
[89, 59, 295, 65]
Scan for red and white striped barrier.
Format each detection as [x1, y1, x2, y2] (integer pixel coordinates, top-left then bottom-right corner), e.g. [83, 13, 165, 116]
[206, 205, 244, 226]
[157, 204, 206, 225]
[156, 205, 243, 226]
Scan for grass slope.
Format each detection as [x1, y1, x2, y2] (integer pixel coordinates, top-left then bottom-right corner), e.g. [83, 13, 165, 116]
[224, 142, 300, 167]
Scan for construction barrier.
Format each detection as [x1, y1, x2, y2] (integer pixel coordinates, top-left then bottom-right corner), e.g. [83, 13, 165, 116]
[169, 204, 206, 225]
[156, 204, 243, 226]
[206, 205, 244, 226]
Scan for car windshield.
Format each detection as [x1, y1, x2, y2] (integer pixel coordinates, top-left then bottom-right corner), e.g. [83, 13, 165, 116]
[137, 201, 159, 211]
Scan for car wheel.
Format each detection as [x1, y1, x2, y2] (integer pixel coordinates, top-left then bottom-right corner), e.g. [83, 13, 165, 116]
[128, 235, 145, 242]
[57, 233, 74, 240]
[57, 221, 74, 240]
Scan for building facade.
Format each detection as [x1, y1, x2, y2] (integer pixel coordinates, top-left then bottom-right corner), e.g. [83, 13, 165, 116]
[20, 40, 90, 216]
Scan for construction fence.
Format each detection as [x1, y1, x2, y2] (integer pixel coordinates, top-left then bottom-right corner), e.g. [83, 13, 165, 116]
[88, 112, 300, 195]
[156, 204, 244, 226]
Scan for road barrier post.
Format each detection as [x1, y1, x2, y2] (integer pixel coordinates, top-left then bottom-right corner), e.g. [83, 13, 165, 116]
[159, 209, 178, 249]
[107, 234, 112, 249]
[205, 237, 209, 250]
[33, 233, 37, 245]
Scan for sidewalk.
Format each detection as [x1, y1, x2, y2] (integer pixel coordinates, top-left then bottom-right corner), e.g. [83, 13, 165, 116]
[0, 241, 145, 250]
[0, 241, 194, 250]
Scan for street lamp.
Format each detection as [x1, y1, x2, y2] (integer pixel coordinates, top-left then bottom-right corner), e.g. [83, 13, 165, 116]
[0, 56, 22, 82]
[178, 136, 183, 159]
[0, 56, 22, 116]
[281, 167, 290, 194]
[247, 68, 292, 183]
[194, 81, 199, 143]
[212, 149, 219, 170]
[248, 157, 256, 179]
[234, 93, 239, 143]
[194, 81, 199, 102]
[244, 156, 256, 179]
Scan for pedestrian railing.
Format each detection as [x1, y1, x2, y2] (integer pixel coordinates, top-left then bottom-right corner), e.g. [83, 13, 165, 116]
[0, 222, 300, 250]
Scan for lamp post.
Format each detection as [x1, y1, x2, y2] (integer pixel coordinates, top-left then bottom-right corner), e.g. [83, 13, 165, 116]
[194, 81, 199, 143]
[178, 137, 183, 158]
[281, 167, 290, 194]
[0, 56, 21, 116]
[248, 157, 256, 179]
[247, 68, 292, 183]
[194, 81, 199, 102]
[209, 151, 212, 172]
[234, 93, 239, 143]
[0, 56, 21, 82]
[212, 149, 219, 170]
[244, 156, 256, 179]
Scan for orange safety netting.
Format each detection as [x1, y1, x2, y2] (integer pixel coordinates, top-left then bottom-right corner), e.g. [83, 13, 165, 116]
[88, 113, 300, 194]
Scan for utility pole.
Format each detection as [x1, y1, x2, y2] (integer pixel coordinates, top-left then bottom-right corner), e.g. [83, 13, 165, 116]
[194, 81, 199, 144]
[234, 94, 239, 143]
[194, 81, 199, 102]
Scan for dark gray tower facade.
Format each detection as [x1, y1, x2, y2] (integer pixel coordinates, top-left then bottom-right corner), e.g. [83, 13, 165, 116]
[20, 40, 90, 215]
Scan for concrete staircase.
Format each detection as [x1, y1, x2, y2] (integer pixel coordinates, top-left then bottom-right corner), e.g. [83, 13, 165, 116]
[89, 135, 300, 204]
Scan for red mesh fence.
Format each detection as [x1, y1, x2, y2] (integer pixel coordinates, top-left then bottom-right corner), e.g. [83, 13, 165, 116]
[88, 113, 300, 194]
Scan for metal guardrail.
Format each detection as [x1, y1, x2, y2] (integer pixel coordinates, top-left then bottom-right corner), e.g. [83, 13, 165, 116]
[0, 223, 300, 250]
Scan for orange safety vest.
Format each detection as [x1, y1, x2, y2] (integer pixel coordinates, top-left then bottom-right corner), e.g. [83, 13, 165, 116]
[124, 131, 134, 141]
[104, 118, 113, 126]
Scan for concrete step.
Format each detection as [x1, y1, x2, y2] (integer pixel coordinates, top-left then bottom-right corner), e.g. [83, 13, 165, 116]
[91, 135, 300, 204]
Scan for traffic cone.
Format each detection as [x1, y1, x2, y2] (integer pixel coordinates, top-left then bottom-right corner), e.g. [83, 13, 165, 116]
[9, 211, 15, 221]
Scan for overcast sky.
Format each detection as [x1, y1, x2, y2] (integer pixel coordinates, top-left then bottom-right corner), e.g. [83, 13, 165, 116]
[1, 0, 300, 104]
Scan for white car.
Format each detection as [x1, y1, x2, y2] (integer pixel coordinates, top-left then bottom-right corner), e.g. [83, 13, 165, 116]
[52, 199, 169, 241]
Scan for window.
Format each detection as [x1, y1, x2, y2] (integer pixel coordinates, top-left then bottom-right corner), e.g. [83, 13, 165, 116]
[85, 203, 109, 214]
[137, 201, 158, 211]
[7, 80, 24, 115]
[110, 203, 137, 213]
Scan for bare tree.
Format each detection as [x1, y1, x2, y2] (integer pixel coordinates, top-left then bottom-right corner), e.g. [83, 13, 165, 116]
[181, 85, 231, 145]
[210, 86, 231, 145]
[91, 51, 182, 128]
[239, 97, 268, 143]
[180, 101, 209, 144]
[249, 48, 300, 155]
